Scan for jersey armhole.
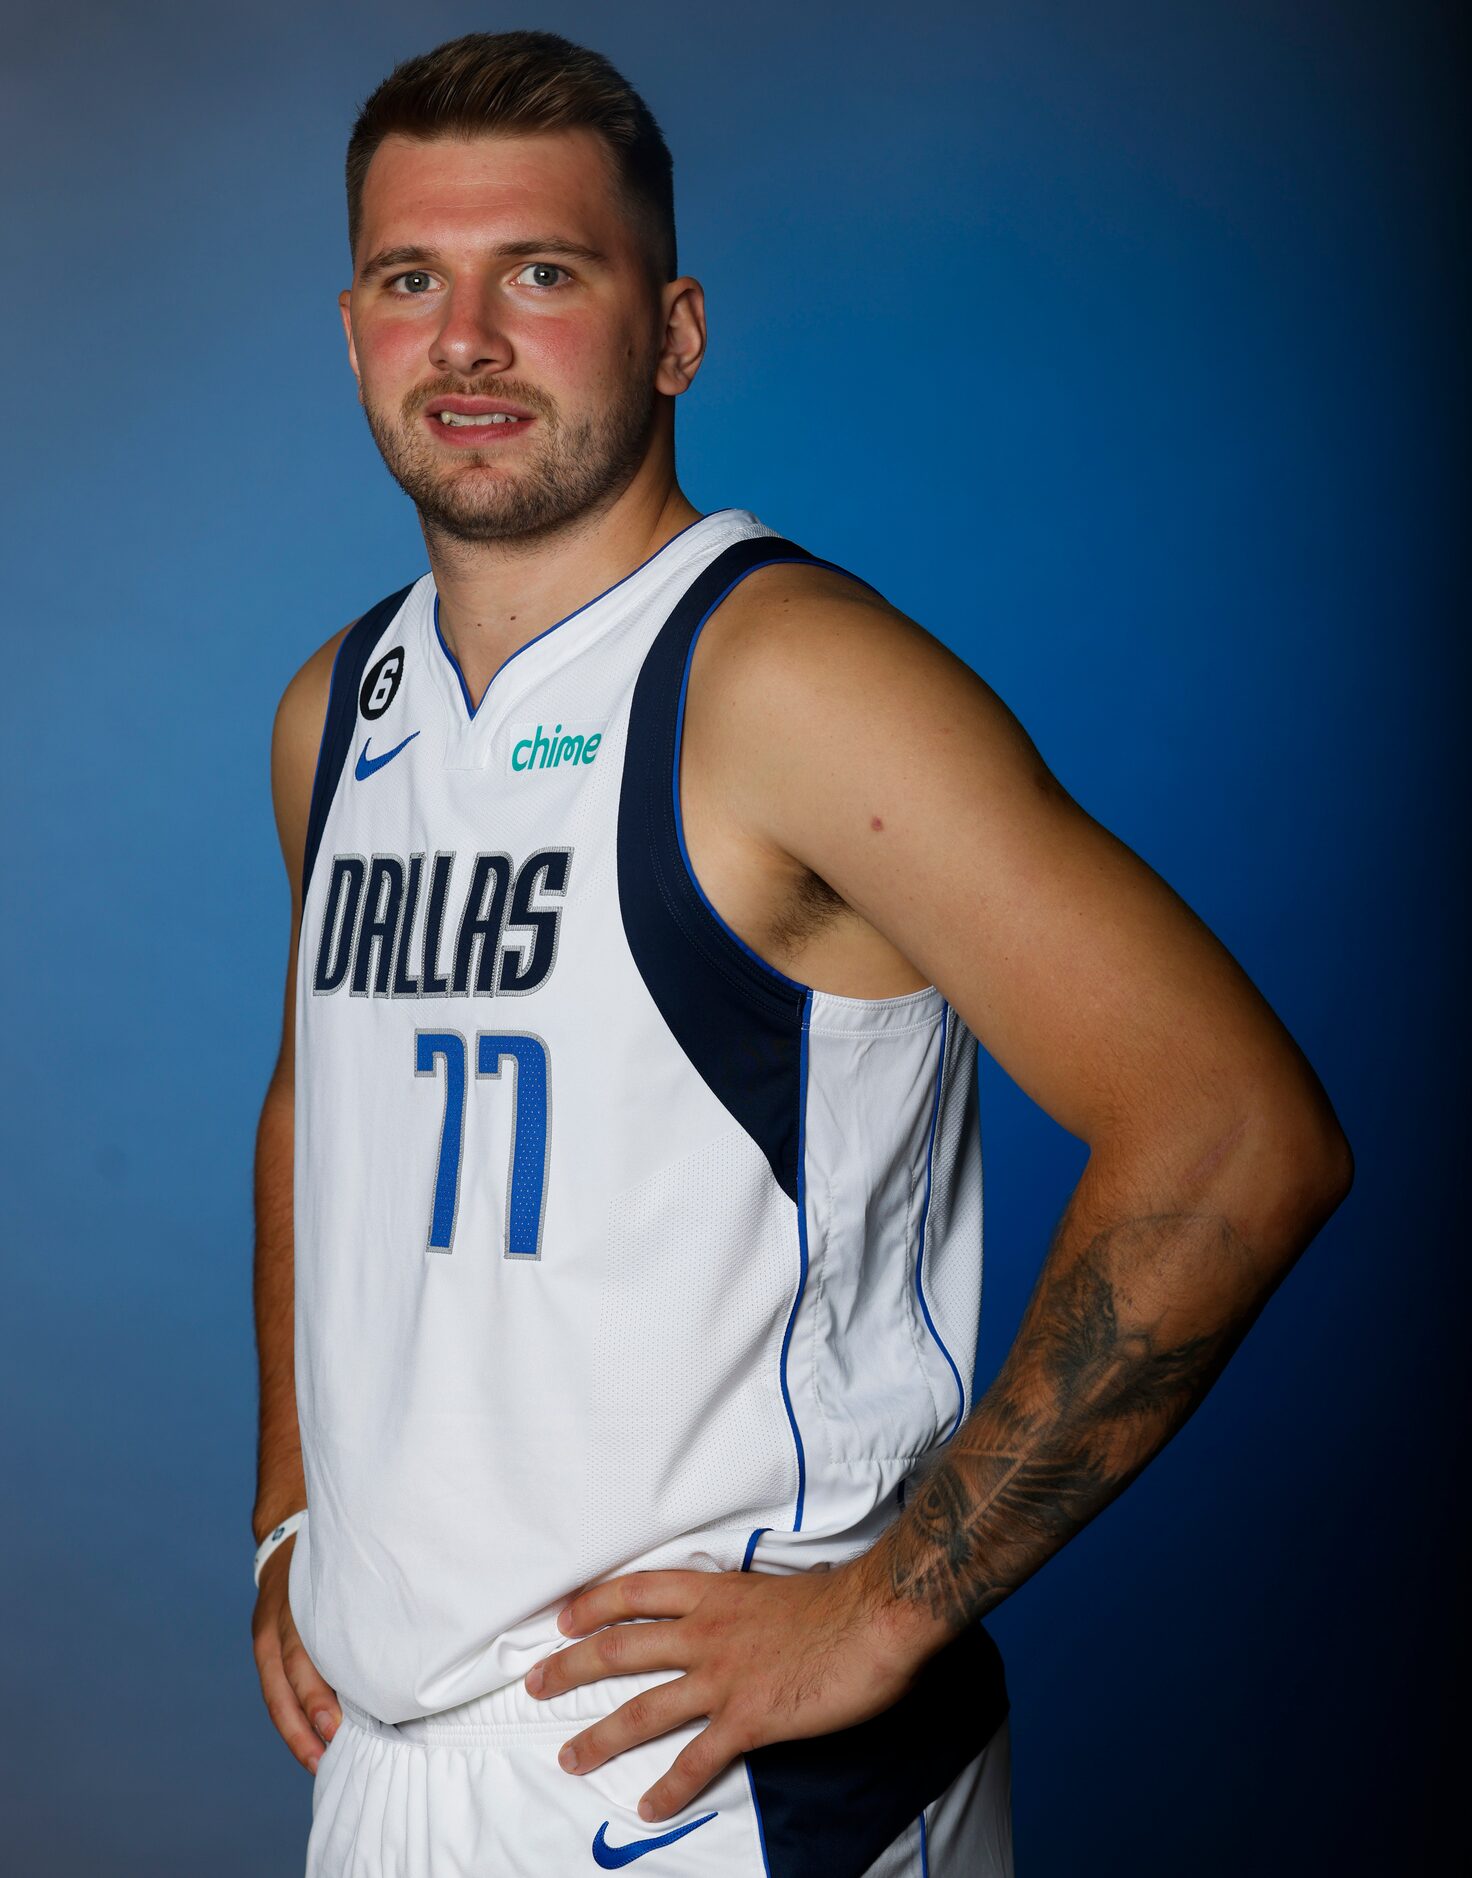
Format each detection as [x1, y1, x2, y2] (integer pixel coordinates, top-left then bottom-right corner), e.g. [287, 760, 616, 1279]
[669, 549, 889, 1004]
[300, 582, 417, 902]
[615, 534, 885, 1200]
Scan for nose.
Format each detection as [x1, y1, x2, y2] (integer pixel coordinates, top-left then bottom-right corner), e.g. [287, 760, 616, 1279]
[430, 278, 513, 378]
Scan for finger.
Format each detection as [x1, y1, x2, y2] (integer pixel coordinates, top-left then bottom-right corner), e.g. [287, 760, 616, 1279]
[558, 1570, 703, 1638]
[557, 1673, 704, 1775]
[256, 1641, 329, 1774]
[529, 1618, 687, 1699]
[636, 1723, 736, 1824]
[281, 1627, 342, 1746]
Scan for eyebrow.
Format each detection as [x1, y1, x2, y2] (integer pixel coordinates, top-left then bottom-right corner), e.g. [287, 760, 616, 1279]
[358, 238, 611, 279]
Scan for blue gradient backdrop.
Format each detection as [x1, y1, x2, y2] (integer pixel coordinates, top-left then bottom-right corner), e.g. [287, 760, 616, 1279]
[3, 1, 1462, 1869]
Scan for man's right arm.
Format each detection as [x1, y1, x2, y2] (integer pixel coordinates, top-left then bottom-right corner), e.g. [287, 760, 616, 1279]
[249, 623, 350, 1776]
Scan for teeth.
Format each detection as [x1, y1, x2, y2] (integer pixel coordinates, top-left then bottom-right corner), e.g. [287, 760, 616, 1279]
[437, 411, 522, 426]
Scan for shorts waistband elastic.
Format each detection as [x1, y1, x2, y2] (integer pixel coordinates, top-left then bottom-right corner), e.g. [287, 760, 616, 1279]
[341, 1665, 679, 1747]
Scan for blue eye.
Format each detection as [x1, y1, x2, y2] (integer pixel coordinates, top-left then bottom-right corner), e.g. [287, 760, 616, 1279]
[517, 263, 570, 289]
[390, 271, 435, 295]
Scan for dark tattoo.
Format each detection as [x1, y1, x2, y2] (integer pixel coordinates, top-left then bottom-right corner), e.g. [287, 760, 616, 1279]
[879, 1206, 1263, 1633]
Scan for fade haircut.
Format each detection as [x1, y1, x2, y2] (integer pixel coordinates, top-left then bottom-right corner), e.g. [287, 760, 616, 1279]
[345, 29, 677, 287]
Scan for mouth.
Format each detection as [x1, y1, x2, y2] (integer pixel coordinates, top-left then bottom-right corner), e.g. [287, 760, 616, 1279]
[422, 396, 538, 448]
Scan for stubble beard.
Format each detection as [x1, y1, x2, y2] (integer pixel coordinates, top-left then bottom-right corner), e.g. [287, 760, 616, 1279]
[361, 367, 658, 547]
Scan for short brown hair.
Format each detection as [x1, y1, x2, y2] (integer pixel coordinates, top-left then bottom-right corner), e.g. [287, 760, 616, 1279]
[345, 30, 677, 284]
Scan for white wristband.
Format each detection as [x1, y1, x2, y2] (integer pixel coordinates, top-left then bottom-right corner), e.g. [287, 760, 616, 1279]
[253, 1510, 307, 1587]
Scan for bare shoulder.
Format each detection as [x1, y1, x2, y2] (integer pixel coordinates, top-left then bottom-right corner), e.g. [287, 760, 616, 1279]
[701, 558, 901, 664]
[270, 621, 356, 891]
[690, 558, 1064, 843]
[681, 558, 1055, 996]
[709, 558, 1045, 738]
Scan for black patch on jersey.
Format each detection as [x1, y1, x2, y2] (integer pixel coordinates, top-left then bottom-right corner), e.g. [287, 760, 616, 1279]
[359, 645, 405, 720]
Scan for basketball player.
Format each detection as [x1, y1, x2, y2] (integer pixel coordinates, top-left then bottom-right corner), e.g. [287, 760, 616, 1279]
[249, 30, 1353, 1877]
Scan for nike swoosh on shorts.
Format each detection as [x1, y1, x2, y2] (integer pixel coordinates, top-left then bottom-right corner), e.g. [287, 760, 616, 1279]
[590, 1811, 718, 1867]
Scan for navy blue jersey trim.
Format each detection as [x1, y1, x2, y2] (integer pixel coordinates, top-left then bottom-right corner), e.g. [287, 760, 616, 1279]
[615, 534, 881, 1202]
[745, 1761, 776, 1876]
[300, 582, 416, 902]
[744, 1623, 1009, 1878]
[669, 553, 885, 1001]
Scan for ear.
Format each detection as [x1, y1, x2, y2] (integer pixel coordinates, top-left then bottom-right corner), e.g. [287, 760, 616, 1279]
[339, 289, 363, 402]
[654, 276, 707, 398]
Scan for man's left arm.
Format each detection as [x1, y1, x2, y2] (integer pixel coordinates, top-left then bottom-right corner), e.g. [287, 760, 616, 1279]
[854, 1068, 1348, 1668]
[528, 572, 1354, 1815]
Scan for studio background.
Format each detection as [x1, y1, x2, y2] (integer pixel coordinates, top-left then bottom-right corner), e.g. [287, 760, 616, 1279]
[2, 1, 1462, 1870]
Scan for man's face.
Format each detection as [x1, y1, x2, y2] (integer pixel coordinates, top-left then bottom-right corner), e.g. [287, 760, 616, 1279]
[341, 129, 665, 543]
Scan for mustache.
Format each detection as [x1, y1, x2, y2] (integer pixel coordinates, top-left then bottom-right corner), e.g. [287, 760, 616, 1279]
[403, 380, 553, 421]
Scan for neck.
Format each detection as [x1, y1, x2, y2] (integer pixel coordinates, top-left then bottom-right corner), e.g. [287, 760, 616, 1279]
[425, 477, 704, 712]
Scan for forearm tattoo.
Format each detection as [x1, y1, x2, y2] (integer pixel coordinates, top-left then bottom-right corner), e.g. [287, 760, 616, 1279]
[880, 1204, 1265, 1634]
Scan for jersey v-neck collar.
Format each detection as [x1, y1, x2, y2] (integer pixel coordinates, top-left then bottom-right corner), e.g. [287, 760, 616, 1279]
[429, 508, 739, 724]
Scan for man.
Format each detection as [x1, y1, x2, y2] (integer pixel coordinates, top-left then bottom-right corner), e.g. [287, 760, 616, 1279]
[250, 28, 1352, 1878]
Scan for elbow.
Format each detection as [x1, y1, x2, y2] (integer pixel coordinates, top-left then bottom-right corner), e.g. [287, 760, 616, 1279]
[1318, 1127, 1355, 1208]
[1198, 1104, 1355, 1304]
[1173, 1075, 1355, 1243]
[1256, 1099, 1355, 1236]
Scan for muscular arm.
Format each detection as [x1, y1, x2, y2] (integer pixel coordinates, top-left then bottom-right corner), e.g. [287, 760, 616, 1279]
[250, 623, 348, 1770]
[865, 1132, 1345, 1653]
[698, 568, 1355, 1660]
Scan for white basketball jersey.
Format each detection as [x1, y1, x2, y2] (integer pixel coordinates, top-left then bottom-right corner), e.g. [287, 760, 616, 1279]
[288, 507, 999, 1726]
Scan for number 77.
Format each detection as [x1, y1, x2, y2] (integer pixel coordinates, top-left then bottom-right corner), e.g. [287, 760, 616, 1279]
[414, 1031, 550, 1259]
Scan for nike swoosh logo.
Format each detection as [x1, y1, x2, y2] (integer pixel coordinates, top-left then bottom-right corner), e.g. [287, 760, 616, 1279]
[355, 731, 419, 780]
[591, 1811, 718, 1867]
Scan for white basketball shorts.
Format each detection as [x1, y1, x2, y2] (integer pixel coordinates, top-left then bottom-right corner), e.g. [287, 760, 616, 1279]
[305, 1632, 1014, 1876]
